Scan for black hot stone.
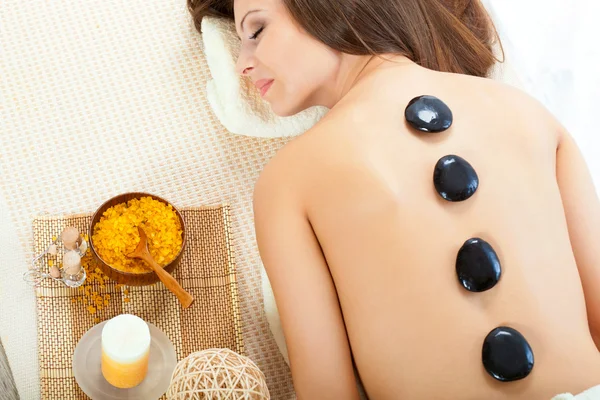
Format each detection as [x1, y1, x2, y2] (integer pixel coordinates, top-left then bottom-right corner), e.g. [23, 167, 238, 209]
[482, 326, 534, 382]
[404, 95, 453, 133]
[456, 238, 501, 292]
[433, 155, 479, 202]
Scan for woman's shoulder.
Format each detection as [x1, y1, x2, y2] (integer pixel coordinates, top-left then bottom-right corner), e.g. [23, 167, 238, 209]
[254, 112, 347, 205]
[447, 70, 549, 113]
[253, 130, 318, 206]
[254, 68, 564, 203]
[458, 72, 564, 135]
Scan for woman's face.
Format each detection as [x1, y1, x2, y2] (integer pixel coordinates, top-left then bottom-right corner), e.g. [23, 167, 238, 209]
[234, 0, 341, 116]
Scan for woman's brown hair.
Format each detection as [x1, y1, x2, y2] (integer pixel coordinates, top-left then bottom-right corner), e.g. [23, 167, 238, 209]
[187, 0, 501, 78]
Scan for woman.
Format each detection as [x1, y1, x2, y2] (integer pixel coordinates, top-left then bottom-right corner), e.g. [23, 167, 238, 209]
[188, 0, 600, 399]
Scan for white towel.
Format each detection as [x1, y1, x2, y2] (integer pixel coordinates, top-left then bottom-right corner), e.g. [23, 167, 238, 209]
[553, 385, 600, 400]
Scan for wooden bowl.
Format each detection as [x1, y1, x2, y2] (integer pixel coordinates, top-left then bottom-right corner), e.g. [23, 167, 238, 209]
[89, 192, 186, 286]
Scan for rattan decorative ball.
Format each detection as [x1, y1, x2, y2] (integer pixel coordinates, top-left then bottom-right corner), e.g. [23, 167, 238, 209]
[167, 348, 270, 400]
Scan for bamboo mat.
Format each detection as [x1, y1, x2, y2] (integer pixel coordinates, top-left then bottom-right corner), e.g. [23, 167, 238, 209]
[32, 206, 244, 400]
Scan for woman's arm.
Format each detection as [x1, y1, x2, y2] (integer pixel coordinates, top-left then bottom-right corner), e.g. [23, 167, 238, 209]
[254, 167, 360, 400]
[556, 129, 600, 348]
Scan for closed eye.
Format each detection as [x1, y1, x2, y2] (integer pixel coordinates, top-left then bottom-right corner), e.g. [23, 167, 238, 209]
[250, 26, 264, 40]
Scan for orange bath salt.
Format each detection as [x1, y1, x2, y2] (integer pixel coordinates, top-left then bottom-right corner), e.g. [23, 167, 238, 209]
[101, 314, 150, 389]
[92, 196, 182, 274]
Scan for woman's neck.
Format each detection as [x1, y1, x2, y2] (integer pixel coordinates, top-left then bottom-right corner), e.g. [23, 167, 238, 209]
[315, 53, 416, 109]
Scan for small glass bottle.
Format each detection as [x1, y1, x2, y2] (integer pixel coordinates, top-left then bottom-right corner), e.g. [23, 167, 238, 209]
[61, 249, 86, 288]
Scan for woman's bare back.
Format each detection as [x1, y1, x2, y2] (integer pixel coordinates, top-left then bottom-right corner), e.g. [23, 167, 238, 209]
[253, 64, 600, 399]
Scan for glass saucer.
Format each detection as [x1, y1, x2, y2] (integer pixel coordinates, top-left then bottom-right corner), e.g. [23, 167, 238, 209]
[73, 320, 177, 400]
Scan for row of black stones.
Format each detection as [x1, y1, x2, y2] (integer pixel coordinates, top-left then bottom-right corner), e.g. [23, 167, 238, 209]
[405, 95, 534, 382]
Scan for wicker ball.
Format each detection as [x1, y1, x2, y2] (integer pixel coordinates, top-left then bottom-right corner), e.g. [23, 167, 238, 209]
[167, 348, 270, 400]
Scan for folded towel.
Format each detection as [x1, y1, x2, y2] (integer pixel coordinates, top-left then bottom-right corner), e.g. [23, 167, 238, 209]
[201, 16, 328, 138]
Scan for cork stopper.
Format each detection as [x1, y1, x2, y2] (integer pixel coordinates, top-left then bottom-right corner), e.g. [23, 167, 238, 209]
[61, 226, 81, 251]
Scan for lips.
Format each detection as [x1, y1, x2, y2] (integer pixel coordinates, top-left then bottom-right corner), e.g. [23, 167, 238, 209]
[254, 79, 274, 97]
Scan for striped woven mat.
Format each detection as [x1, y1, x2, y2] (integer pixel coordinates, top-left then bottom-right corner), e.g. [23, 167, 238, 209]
[32, 206, 244, 399]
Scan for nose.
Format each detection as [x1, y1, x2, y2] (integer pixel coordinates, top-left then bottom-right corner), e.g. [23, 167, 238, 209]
[235, 47, 256, 76]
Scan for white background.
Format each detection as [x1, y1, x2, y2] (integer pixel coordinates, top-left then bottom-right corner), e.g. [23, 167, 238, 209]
[485, 0, 600, 191]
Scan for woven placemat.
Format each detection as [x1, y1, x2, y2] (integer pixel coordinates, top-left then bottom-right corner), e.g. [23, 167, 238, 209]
[33, 206, 244, 400]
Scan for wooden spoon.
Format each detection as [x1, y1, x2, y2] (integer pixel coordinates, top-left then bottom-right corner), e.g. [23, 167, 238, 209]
[127, 226, 194, 308]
